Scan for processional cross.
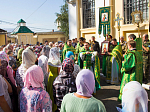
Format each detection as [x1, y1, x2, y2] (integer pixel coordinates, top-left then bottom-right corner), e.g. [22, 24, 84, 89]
[114, 13, 124, 43]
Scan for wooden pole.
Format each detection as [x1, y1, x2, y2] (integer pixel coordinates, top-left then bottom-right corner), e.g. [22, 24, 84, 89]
[118, 28, 120, 44]
[104, 0, 105, 7]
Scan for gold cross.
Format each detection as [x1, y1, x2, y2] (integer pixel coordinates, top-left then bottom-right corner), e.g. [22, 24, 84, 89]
[114, 13, 124, 31]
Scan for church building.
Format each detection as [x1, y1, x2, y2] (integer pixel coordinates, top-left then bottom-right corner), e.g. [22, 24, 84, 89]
[68, 0, 149, 43]
[11, 19, 67, 45]
[11, 19, 36, 45]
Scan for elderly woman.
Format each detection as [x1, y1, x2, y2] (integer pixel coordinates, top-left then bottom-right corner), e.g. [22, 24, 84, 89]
[20, 65, 52, 112]
[16, 47, 36, 89]
[38, 46, 49, 88]
[0, 58, 13, 112]
[47, 47, 61, 112]
[53, 58, 77, 111]
[117, 81, 148, 112]
[0, 51, 16, 85]
[65, 51, 80, 78]
[41, 46, 50, 58]
[0, 51, 18, 111]
[60, 69, 106, 112]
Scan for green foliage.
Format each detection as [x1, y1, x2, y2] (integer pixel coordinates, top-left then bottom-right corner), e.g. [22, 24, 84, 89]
[55, 1, 69, 37]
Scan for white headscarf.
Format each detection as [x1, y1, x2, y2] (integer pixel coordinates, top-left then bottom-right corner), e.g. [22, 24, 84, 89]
[22, 47, 36, 72]
[48, 47, 61, 67]
[122, 81, 148, 112]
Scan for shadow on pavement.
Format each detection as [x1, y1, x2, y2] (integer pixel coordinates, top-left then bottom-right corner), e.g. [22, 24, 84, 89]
[95, 88, 121, 112]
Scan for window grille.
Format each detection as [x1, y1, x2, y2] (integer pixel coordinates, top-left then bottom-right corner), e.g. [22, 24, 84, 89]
[82, 0, 95, 28]
[124, 0, 149, 24]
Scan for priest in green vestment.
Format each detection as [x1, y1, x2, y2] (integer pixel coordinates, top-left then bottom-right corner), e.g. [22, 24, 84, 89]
[105, 38, 117, 83]
[78, 42, 101, 91]
[75, 37, 85, 61]
[102, 35, 112, 77]
[111, 44, 123, 83]
[61, 39, 75, 62]
[118, 40, 143, 101]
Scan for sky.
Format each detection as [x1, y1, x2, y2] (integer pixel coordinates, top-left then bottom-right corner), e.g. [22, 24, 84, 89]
[0, 0, 65, 32]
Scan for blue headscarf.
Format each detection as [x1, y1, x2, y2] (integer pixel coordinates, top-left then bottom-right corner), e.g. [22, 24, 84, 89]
[65, 51, 74, 60]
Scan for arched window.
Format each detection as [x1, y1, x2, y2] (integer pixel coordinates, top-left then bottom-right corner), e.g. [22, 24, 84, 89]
[124, 0, 149, 24]
[82, 0, 95, 28]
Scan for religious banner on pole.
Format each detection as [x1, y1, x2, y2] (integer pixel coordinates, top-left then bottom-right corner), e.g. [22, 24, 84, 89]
[98, 6, 111, 37]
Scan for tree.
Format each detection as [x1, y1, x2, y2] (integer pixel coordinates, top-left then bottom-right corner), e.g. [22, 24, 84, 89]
[55, 1, 69, 38]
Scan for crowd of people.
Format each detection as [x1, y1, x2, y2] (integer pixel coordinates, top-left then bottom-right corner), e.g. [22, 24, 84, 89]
[0, 34, 149, 112]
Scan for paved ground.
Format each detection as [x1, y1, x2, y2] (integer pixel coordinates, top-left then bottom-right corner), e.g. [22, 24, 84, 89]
[95, 76, 150, 112]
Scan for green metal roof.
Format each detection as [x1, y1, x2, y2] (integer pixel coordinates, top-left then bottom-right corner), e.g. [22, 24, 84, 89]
[17, 19, 26, 23]
[11, 26, 34, 34]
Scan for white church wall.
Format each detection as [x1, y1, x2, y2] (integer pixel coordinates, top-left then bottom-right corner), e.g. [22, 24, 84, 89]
[95, 0, 110, 44]
[68, 3, 77, 40]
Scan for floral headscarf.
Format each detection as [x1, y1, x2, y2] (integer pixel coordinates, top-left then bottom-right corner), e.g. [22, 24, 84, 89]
[0, 51, 9, 62]
[62, 58, 74, 74]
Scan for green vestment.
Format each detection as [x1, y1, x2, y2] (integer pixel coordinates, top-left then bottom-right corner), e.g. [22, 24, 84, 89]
[75, 42, 84, 63]
[78, 50, 101, 90]
[118, 49, 143, 101]
[75, 42, 84, 54]
[135, 38, 143, 56]
[61, 44, 75, 62]
[106, 44, 117, 82]
[111, 45, 123, 81]
[102, 55, 107, 76]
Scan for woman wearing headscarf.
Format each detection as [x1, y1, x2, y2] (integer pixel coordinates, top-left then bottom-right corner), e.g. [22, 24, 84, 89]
[47, 47, 61, 112]
[16, 47, 36, 89]
[0, 51, 19, 112]
[60, 69, 106, 112]
[20, 65, 52, 112]
[116, 81, 148, 112]
[38, 46, 49, 88]
[0, 59, 13, 112]
[0, 51, 16, 85]
[17, 48, 24, 67]
[49, 42, 53, 48]
[53, 58, 77, 111]
[65, 51, 80, 78]
[41, 46, 50, 58]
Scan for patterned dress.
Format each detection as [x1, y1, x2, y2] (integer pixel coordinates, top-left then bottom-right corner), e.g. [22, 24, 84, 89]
[16, 64, 25, 88]
[20, 87, 52, 112]
[53, 71, 77, 111]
